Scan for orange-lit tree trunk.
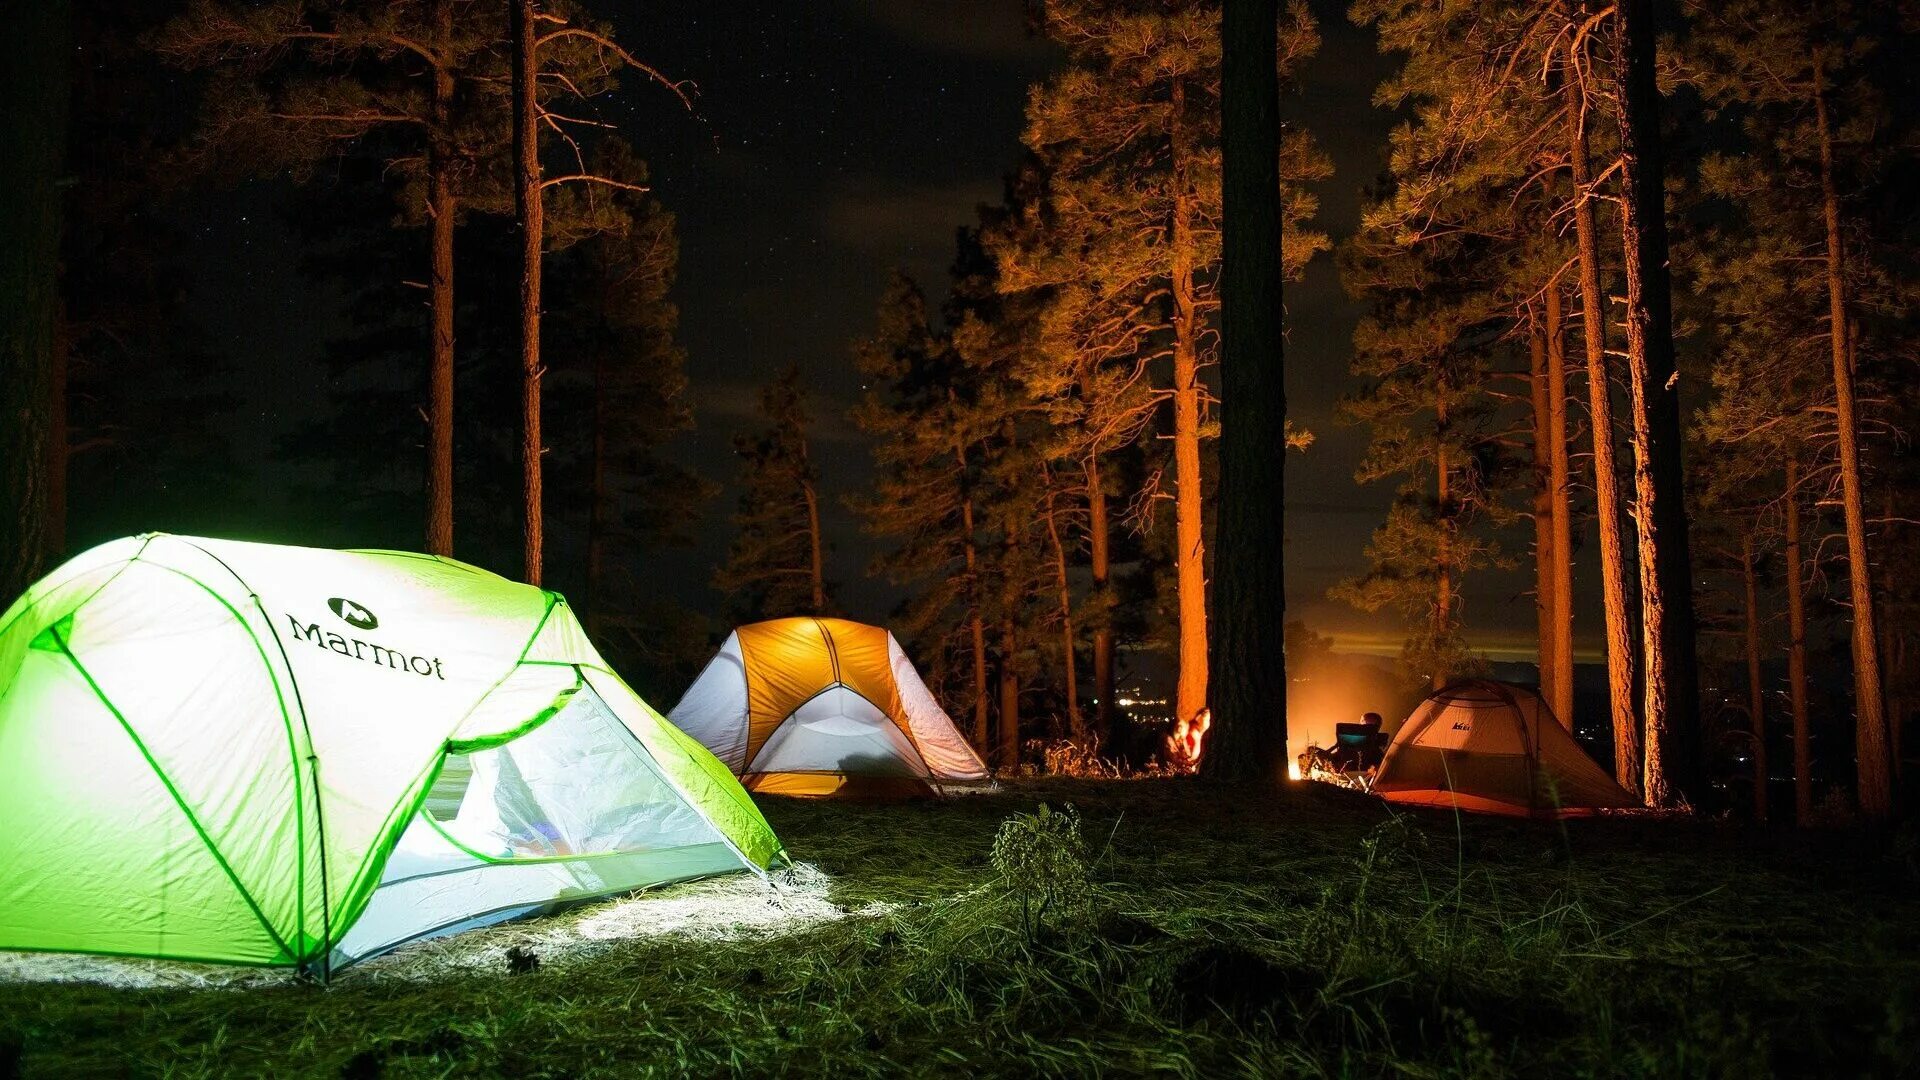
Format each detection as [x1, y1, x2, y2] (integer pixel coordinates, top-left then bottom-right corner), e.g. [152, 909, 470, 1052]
[1813, 59, 1890, 820]
[1433, 387, 1454, 693]
[1885, 488, 1905, 781]
[1530, 318, 1559, 711]
[1545, 282, 1575, 727]
[1086, 452, 1115, 744]
[1569, 57, 1641, 798]
[1169, 75, 1210, 731]
[512, 0, 545, 586]
[1041, 462, 1083, 738]
[998, 616, 1020, 771]
[1784, 458, 1812, 822]
[957, 444, 990, 752]
[1741, 531, 1768, 823]
[425, 0, 456, 557]
[1616, 0, 1701, 809]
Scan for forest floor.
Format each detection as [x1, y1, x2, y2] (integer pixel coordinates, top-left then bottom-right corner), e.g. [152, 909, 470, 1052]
[3, 778, 1918, 1078]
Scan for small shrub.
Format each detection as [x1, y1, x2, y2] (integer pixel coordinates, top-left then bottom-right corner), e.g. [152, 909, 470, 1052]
[990, 803, 1093, 935]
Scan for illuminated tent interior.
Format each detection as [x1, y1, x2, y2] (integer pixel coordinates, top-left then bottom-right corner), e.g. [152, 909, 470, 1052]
[0, 534, 785, 974]
[1372, 680, 1638, 818]
[669, 617, 989, 797]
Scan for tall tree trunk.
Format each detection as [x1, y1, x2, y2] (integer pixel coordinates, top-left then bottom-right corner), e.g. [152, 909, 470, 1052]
[1159, 88, 1205, 730]
[1168, 75, 1210, 732]
[998, 619, 1020, 770]
[1615, 0, 1701, 809]
[1433, 390, 1453, 692]
[957, 441, 990, 752]
[1086, 452, 1115, 745]
[512, 0, 544, 586]
[1813, 60, 1890, 820]
[1203, 0, 1288, 783]
[1041, 464, 1083, 738]
[425, 0, 456, 557]
[1546, 282, 1575, 728]
[1530, 318, 1559, 711]
[1569, 78, 1641, 797]
[1, 0, 67, 600]
[802, 473, 825, 613]
[1884, 486, 1905, 781]
[1742, 532, 1769, 823]
[1785, 458, 1812, 822]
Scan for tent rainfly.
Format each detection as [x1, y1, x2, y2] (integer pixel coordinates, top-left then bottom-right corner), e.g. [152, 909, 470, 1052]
[1372, 680, 1639, 818]
[0, 535, 786, 974]
[669, 617, 989, 797]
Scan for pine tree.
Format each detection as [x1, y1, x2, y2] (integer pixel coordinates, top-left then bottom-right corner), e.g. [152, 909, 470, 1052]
[716, 366, 831, 621]
[1612, 0, 1703, 810]
[540, 143, 708, 680]
[1204, 0, 1292, 783]
[850, 270, 996, 751]
[1004, 0, 1329, 732]
[155, 0, 677, 564]
[1679, 0, 1897, 817]
[155, 0, 503, 555]
[1342, 0, 1563, 691]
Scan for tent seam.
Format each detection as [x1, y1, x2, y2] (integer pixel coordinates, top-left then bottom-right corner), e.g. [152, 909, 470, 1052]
[47, 624, 298, 964]
[172, 538, 332, 971]
[0, 534, 156, 645]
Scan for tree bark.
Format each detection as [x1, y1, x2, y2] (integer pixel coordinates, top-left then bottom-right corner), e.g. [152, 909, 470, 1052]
[998, 619, 1020, 771]
[1041, 464, 1083, 738]
[1813, 60, 1890, 820]
[1, 0, 67, 601]
[1615, 0, 1701, 809]
[1530, 318, 1559, 713]
[1433, 389, 1453, 692]
[425, 0, 456, 557]
[1168, 75, 1211, 733]
[957, 443, 990, 753]
[1086, 452, 1115, 745]
[1742, 532, 1768, 823]
[1202, 0, 1288, 783]
[1546, 282, 1575, 728]
[512, 0, 544, 586]
[1569, 76, 1641, 798]
[1784, 458, 1812, 822]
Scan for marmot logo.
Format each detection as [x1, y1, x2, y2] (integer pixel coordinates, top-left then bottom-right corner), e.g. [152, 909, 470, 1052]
[329, 597, 379, 631]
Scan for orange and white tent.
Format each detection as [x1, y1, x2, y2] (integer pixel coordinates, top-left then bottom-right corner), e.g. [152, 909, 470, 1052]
[667, 618, 989, 797]
[1373, 680, 1638, 818]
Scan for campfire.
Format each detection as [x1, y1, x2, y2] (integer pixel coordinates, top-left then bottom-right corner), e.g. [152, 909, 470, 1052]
[1164, 708, 1210, 773]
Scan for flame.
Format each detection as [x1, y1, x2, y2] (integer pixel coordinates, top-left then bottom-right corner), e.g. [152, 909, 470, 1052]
[1165, 707, 1211, 774]
[1287, 759, 1303, 782]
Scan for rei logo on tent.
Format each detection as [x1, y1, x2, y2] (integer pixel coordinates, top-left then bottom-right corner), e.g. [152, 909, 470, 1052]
[329, 597, 379, 630]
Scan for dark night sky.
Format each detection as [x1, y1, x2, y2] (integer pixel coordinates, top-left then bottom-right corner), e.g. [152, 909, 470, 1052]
[170, 0, 1589, 664]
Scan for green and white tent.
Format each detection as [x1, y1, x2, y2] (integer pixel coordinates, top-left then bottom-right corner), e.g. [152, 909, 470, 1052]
[0, 534, 786, 974]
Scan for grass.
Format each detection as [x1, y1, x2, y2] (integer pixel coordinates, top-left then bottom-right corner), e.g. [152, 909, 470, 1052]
[3, 778, 1918, 1078]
